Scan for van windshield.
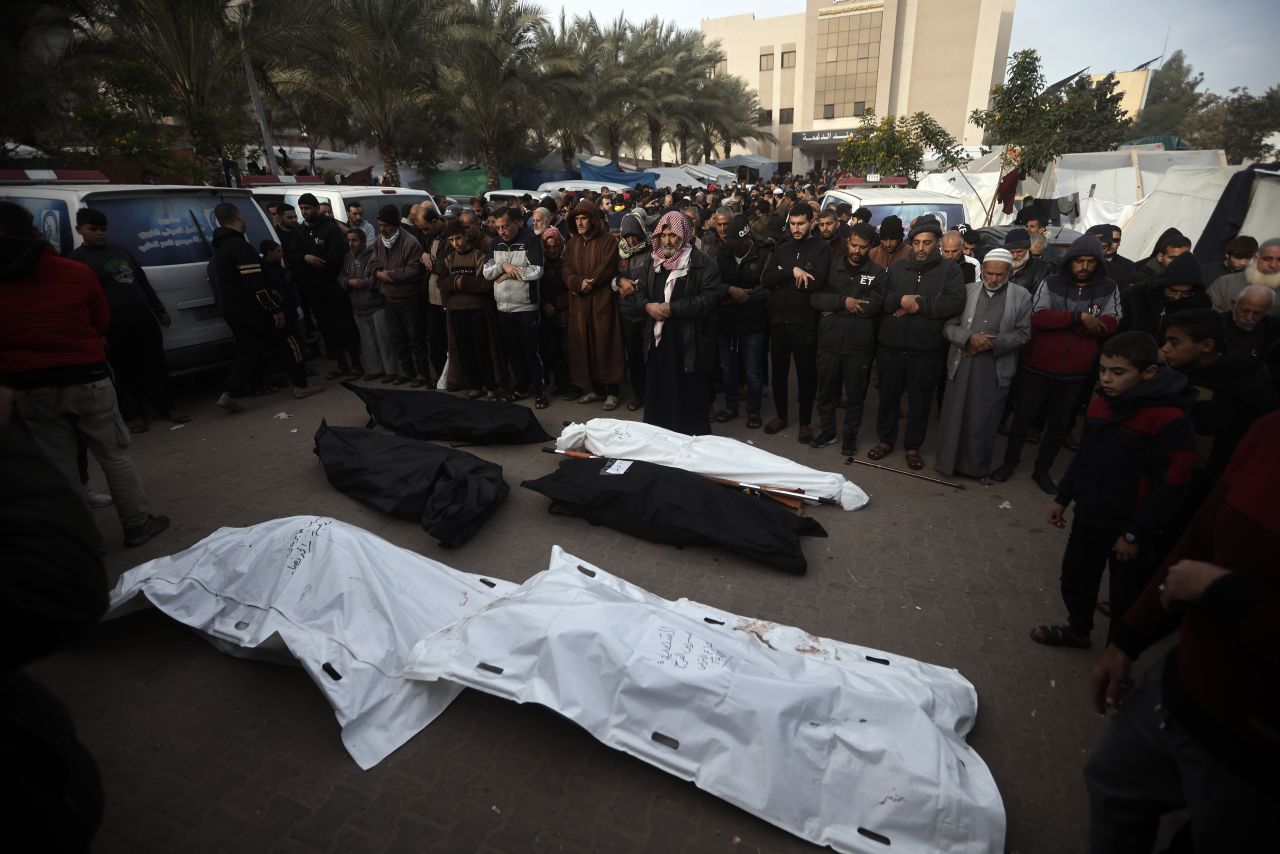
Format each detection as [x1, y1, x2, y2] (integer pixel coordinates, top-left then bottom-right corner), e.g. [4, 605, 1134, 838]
[866, 203, 966, 231]
[86, 192, 274, 266]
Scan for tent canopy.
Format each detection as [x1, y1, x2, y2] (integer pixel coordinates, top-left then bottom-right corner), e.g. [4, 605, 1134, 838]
[717, 154, 777, 182]
[578, 158, 660, 189]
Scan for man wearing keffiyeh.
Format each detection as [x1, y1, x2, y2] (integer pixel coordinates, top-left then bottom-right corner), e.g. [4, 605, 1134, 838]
[619, 211, 722, 435]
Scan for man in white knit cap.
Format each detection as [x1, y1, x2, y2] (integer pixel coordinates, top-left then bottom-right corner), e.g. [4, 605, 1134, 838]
[935, 248, 1034, 482]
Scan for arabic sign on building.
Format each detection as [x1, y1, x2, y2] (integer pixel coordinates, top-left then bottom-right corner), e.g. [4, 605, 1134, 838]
[792, 128, 858, 147]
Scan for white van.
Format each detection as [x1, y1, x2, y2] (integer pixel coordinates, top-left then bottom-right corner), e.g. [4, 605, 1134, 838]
[819, 187, 967, 231]
[536, 179, 630, 194]
[0, 178, 279, 374]
[246, 183, 441, 228]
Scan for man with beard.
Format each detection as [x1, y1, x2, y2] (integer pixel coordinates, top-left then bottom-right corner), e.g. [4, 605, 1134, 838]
[345, 202, 377, 245]
[1207, 237, 1280, 318]
[370, 205, 428, 387]
[69, 209, 186, 433]
[868, 221, 966, 470]
[993, 235, 1121, 493]
[818, 207, 851, 254]
[441, 220, 502, 398]
[1005, 228, 1052, 293]
[1120, 253, 1213, 338]
[1130, 230, 1192, 291]
[761, 203, 831, 443]
[1221, 285, 1280, 374]
[713, 214, 771, 428]
[935, 249, 1032, 482]
[1201, 235, 1257, 288]
[940, 229, 978, 284]
[458, 209, 492, 255]
[809, 223, 884, 455]
[1104, 224, 1137, 284]
[287, 193, 362, 380]
[538, 227, 575, 398]
[620, 211, 721, 436]
[700, 206, 733, 259]
[869, 215, 907, 268]
[614, 215, 651, 411]
[562, 200, 624, 410]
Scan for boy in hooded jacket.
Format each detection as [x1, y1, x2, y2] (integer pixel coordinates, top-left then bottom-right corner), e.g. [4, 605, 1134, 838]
[1034, 331, 1196, 650]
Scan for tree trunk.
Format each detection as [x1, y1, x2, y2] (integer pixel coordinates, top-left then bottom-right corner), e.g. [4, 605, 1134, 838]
[309, 141, 318, 175]
[648, 119, 663, 168]
[678, 132, 690, 166]
[483, 140, 500, 190]
[560, 134, 575, 169]
[378, 139, 401, 188]
[722, 142, 731, 160]
[608, 128, 621, 165]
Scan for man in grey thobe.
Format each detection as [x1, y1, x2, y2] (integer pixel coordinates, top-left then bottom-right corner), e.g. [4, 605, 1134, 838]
[935, 249, 1033, 481]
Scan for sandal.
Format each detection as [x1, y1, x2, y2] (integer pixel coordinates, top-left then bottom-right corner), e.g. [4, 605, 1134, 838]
[128, 419, 150, 434]
[576, 392, 604, 404]
[905, 450, 924, 470]
[714, 409, 739, 423]
[463, 389, 485, 400]
[867, 443, 893, 461]
[164, 411, 191, 424]
[602, 395, 619, 411]
[326, 370, 345, 381]
[534, 394, 549, 409]
[626, 398, 643, 411]
[978, 476, 992, 487]
[1029, 625, 1091, 649]
[746, 414, 762, 429]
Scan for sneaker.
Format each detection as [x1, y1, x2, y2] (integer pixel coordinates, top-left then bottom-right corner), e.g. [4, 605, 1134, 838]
[1032, 470, 1058, 495]
[809, 428, 838, 448]
[84, 485, 113, 508]
[292, 385, 325, 400]
[216, 392, 245, 413]
[124, 514, 170, 547]
[990, 462, 1016, 482]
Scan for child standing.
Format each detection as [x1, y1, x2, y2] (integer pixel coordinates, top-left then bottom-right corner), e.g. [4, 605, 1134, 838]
[1034, 331, 1196, 649]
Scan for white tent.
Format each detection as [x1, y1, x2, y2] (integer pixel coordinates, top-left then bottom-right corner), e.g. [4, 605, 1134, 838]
[682, 162, 737, 184]
[1121, 165, 1245, 259]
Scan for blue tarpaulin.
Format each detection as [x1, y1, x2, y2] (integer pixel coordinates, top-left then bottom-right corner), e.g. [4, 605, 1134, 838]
[510, 168, 578, 191]
[578, 159, 660, 189]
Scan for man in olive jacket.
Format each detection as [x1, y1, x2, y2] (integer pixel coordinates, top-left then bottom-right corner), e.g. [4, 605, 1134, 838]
[810, 223, 885, 456]
[869, 220, 967, 469]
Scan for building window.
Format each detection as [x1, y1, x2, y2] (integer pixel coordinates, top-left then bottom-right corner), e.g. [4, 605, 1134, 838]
[758, 109, 772, 125]
[781, 51, 796, 69]
[823, 104, 835, 120]
[779, 108, 794, 125]
[854, 101, 866, 117]
[759, 53, 774, 71]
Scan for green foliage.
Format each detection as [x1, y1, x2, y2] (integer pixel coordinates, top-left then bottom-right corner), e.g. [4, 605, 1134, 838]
[1131, 51, 1206, 140]
[836, 110, 968, 178]
[1056, 73, 1132, 154]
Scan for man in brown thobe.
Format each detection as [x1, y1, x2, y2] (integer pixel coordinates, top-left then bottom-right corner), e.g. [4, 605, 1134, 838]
[562, 200, 625, 409]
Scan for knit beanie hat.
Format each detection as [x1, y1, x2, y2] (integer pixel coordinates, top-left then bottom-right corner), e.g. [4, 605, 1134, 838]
[1004, 228, 1031, 249]
[377, 204, 400, 225]
[878, 215, 904, 240]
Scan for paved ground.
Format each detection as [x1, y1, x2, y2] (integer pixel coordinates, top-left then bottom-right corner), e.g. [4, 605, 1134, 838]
[29, 370, 1167, 853]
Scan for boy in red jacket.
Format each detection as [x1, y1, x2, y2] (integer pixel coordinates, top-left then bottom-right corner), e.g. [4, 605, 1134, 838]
[1033, 331, 1195, 649]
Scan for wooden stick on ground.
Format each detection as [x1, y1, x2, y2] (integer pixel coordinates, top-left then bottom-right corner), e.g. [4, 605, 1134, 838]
[846, 457, 966, 490]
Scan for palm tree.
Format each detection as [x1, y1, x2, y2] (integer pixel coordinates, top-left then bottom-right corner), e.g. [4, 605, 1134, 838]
[85, 0, 299, 181]
[537, 12, 593, 170]
[701, 76, 776, 162]
[585, 15, 643, 165]
[273, 0, 439, 187]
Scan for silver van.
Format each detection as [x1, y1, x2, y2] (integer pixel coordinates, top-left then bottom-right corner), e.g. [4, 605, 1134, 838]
[247, 184, 441, 228]
[0, 180, 279, 374]
[819, 187, 967, 231]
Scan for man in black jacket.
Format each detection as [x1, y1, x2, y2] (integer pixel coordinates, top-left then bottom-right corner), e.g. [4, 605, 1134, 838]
[713, 215, 771, 427]
[868, 221, 966, 469]
[1129, 229, 1192, 291]
[211, 203, 320, 411]
[287, 192, 361, 379]
[1120, 253, 1213, 338]
[761, 204, 831, 444]
[810, 224, 884, 455]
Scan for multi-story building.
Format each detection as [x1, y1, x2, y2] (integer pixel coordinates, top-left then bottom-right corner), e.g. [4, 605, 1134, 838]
[702, 0, 1016, 173]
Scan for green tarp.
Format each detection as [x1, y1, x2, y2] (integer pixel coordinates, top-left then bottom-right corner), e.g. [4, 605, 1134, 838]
[421, 170, 512, 197]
